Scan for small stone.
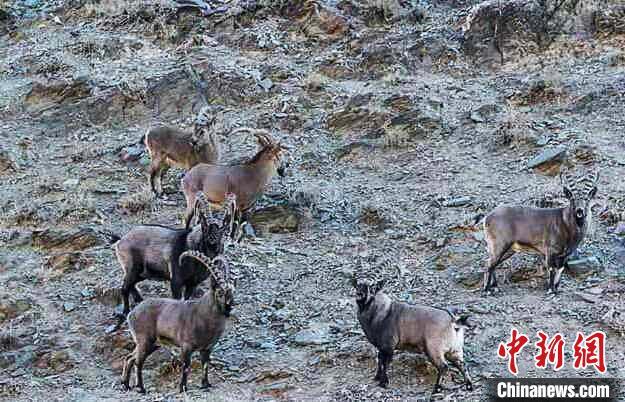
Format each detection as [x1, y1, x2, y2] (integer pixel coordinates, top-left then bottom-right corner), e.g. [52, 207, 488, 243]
[469, 111, 485, 123]
[0, 148, 16, 173]
[258, 78, 274, 91]
[527, 146, 567, 175]
[119, 144, 144, 162]
[567, 257, 603, 278]
[575, 292, 599, 304]
[63, 302, 75, 312]
[443, 197, 472, 207]
[293, 324, 332, 346]
[81, 289, 94, 298]
[62, 178, 79, 188]
[615, 222, 625, 236]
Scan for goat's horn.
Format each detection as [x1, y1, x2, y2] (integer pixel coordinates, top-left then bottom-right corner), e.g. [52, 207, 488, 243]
[179, 250, 224, 285]
[212, 255, 231, 285]
[196, 192, 213, 219]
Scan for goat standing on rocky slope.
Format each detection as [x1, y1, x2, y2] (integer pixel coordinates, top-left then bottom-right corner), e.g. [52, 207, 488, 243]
[113, 193, 236, 320]
[482, 170, 599, 294]
[144, 106, 223, 196]
[122, 251, 234, 394]
[352, 276, 472, 393]
[181, 128, 289, 230]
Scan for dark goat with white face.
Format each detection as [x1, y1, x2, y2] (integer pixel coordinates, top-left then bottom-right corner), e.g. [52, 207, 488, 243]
[353, 277, 472, 394]
[483, 170, 599, 294]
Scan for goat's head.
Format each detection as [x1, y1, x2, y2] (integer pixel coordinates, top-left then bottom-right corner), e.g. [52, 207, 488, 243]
[193, 105, 226, 140]
[561, 170, 599, 227]
[211, 255, 235, 317]
[178, 251, 234, 316]
[253, 131, 290, 177]
[194, 192, 223, 252]
[351, 274, 385, 310]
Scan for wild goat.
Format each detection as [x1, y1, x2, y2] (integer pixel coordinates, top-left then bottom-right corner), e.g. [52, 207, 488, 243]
[483, 171, 599, 294]
[122, 251, 234, 394]
[144, 106, 221, 196]
[352, 276, 472, 393]
[181, 128, 289, 230]
[113, 193, 236, 319]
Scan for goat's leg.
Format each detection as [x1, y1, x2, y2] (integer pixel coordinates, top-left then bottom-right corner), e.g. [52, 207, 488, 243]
[120, 274, 139, 318]
[148, 160, 161, 196]
[183, 284, 197, 300]
[135, 342, 156, 394]
[179, 347, 193, 393]
[200, 349, 212, 389]
[431, 356, 449, 394]
[545, 254, 560, 294]
[483, 245, 512, 293]
[374, 350, 383, 382]
[184, 201, 196, 230]
[168, 261, 185, 300]
[158, 165, 169, 196]
[448, 356, 472, 391]
[130, 285, 143, 304]
[552, 266, 565, 293]
[378, 350, 393, 388]
[121, 352, 136, 391]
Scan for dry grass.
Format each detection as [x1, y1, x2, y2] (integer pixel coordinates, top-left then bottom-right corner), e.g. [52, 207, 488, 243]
[489, 104, 536, 150]
[117, 189, 153, 214]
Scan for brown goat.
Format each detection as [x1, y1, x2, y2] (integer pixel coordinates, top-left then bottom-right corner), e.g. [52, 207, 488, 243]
[144, 107, 221, 196]
[483, 171, 599, 294]
[181, 128, 289, 230]
[121, 251, 234, 394]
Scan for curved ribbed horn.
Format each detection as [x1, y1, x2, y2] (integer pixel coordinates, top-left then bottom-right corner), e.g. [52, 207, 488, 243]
[195, 192, 213, 220]
[179, 250, 224, 286]
[212, 255, 231, 284]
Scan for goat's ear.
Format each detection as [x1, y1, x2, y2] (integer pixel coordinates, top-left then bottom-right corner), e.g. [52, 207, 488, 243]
[588, 186, 598, 199]
[563, 186, 574, 200]
[374, 279, 385, 293]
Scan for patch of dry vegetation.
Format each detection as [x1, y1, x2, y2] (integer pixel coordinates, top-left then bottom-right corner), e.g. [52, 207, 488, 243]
[117, 189, 153, 214]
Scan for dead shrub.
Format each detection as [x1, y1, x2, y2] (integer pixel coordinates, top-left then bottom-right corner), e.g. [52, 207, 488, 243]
[118, 189, 153, 214]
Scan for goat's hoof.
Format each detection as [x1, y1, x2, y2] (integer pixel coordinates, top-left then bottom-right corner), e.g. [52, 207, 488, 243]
[465, 383, 473, 391]
[201, 382, 212, 390]
[121, 383, 130, 392]
[378, 379, 389, 388]
[137, 387, 146, 394]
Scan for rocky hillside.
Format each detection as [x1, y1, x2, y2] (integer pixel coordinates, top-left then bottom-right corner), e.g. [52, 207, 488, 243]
[1, 0, 625, 400]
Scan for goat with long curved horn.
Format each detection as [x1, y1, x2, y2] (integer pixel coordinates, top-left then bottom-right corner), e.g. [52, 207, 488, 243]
[181, 129, 289, 232]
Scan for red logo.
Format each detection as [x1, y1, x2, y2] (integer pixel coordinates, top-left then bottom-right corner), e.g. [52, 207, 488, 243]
[498, 329, 607, 375]
[535, 331, 565, 371]
[498, 328, 530, 375]
[572, 331, 606, 373]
